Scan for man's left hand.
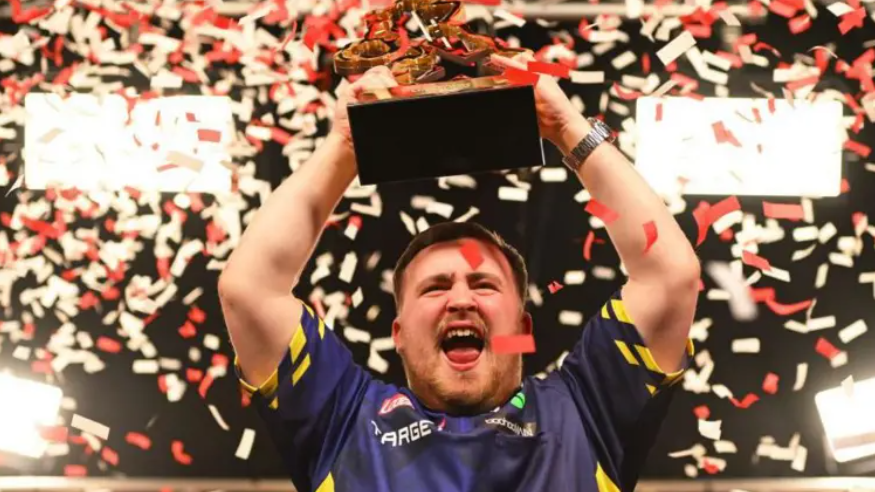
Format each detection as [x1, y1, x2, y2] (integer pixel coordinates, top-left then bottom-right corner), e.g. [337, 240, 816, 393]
[489, 53, 587, 150]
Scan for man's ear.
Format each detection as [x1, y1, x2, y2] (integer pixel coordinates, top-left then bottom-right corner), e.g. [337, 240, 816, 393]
[392, 318, 403, 352]
[521, 311, 533, 335]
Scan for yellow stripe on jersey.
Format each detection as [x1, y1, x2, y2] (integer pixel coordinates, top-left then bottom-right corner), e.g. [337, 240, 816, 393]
[290, 326, 307, 364]
[634, 345, 662, 373]
[595, 462, 621, 492]
[614, 340, 639, 366]
[601, 304, 610, 320]
[610, 299, 632, 324]
[315, 472, 335, 492]
[268, 397, 278, 410]
[292, 354, 312, 386]
[318, 318, 326, 339]
[646, 384, 657, 395]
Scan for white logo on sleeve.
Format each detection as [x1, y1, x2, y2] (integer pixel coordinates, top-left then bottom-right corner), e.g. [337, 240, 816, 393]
[379, 420, 434, 447]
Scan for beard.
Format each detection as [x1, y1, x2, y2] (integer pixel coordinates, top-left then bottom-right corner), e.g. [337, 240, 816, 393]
[401, 348, 524, 416]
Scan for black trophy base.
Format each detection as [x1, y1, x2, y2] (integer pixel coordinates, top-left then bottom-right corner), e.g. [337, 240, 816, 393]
[348, 80, 545, 185]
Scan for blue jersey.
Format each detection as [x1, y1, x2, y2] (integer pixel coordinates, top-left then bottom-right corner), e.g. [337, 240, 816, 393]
[235, 290, 694, 492]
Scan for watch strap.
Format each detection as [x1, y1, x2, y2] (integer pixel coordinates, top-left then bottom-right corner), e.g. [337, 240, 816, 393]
[561, 118, 616, 172]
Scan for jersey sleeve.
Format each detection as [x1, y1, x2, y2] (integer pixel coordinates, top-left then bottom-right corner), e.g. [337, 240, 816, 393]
[559, 289, 695, 491]
[234, 302, 371, 492]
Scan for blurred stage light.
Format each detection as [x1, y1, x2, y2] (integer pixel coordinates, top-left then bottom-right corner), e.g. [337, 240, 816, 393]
[0, 372, 63, 459]
[24, 93, 235, 193]
[815, 376, 875, 463]
[635, 97, 843, 197]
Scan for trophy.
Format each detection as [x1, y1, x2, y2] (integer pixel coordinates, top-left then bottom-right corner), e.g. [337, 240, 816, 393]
[334, 0, 545, 185]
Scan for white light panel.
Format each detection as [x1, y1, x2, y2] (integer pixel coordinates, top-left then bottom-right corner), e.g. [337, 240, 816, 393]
[24, 93, 235, 193]
[815, 376, 875, 463]
[635, 97, 843, 197]
[0, 372, 63, 459]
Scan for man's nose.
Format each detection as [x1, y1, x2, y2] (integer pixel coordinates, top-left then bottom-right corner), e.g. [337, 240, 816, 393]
[446, 284, 477, 312]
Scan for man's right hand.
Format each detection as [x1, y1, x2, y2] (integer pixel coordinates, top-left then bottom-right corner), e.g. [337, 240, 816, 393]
[331, 65, 399, 150]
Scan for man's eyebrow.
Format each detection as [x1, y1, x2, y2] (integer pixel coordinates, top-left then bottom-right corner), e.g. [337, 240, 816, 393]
[415, 271, 502, 291]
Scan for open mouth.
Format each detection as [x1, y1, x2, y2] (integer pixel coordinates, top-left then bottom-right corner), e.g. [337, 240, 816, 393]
[440, 327, 485, 370]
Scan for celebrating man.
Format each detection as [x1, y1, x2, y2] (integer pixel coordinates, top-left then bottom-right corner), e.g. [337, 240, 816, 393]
[218, 54, 700, 492]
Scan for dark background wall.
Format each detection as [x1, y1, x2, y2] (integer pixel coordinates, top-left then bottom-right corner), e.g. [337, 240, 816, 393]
[1, 0, 874, 481]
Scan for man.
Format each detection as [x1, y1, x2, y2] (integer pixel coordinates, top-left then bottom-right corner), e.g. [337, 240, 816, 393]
[218, 54, 700, 492]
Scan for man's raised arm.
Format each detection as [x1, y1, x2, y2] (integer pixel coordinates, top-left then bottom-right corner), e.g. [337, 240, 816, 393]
[490, 53, 700, 373]
[218, 66, 398, 387]
[558, 115, 700, 373]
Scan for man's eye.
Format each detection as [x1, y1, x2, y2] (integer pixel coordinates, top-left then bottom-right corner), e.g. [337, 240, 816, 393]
[476, 283, 497, 290]
[424, 285, 445, 293]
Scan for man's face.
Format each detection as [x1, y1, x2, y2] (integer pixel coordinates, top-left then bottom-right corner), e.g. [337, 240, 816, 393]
[392, 239, 532, 415]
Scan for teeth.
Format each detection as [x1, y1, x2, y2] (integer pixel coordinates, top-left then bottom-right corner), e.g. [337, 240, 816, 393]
[447, 329, 479, 339]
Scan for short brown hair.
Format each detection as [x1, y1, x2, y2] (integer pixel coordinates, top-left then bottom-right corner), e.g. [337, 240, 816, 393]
[392, 222, 528, 307]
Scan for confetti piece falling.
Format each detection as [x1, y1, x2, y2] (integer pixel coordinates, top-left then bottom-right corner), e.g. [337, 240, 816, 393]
[763, 202, 804, 221]
[491, 334, 536, 354]
[70, 414, 110, 440]
[585, 199, 620, 224]
[656, 30, 697, 66]
[459, 239, 484, 270]
[642, 220, 658, 253]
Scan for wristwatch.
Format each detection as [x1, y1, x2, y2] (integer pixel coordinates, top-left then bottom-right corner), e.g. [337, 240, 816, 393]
[561, 117, 616, 172]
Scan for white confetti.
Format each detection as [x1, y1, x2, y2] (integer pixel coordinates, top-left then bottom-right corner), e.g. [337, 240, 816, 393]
[794, 363, 808, 391]
[235, 428, 256, 460]
[838, 319, 867, 344]
[698, 419, 722, 440]
[558, 311, 584, 326]
[731, 338, 760, 354]
[339, 252, 358, 283]
[208, 404, 230, 431]
[71, 414, 110, 440]
[569, 71, 605, 84]
[656, 31, 696, 66]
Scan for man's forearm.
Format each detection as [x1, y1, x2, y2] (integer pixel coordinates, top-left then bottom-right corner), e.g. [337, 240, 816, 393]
[222, 133, 358, 295]
[558, 115, 699, 282]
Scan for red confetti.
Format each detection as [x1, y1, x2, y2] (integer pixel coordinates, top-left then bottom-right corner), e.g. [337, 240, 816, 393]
[527, 61, 570, 78]
[171, 440, 193, 465]
[585, 199, 620, 224]
[844, 139, 871, 157]
[38, 425, 69, 442]
[838, 8, 866, 34]
[612, 82, 642, 101]
[125, 432, 152, 450]
[762, 372, 779, 394]
[188, 306, 206, 324]
[764, 297, 812, 316]
[502, 67, 540, 86]
[693, 196, 741, 246]
[693, 405, 710, 420]
[96, 336, 122, 353]
[655, 103, 663, 122]
[178, 321, 197, 338]
[198, 373, 215, 399]
[459, 239, 484, 270]
[64, 465, 88, 477]
[642, 221, 658, 253]
[768, 0, 797, 18]
[186, 368, 204, 383]
[197, 129, 221, 142]
[762, 202, 804, 221]
[815, 337, 841, 360]
[742, 251, 771, 271]
[490, 334, 536, 354]
[712, 121, 742, 147]
[789, 14, 812, 34]
[101, 447, 119, 466]
[730, 393, 760, 409]
[547, 281, 564, 294]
